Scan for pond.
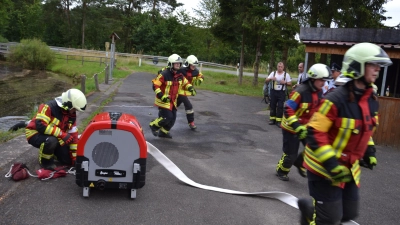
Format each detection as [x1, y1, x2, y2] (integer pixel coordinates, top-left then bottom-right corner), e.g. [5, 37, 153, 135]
[0, 62, 74, 131]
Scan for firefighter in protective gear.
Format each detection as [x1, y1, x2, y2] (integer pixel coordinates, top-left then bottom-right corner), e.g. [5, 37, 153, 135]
[276, 63, 332, 181]
[298, 43, 392, 225]
[25, 88, 87, 170]
[149, 54, 195, 138]
[177, 55, 204, 130]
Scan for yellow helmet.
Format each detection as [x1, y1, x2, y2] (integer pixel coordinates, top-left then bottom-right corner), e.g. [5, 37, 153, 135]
[57, 89, 87, 111]
[341, 42, 392, 79]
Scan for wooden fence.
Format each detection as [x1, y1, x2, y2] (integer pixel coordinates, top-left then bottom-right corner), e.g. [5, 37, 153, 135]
[374, 97, 400, 148]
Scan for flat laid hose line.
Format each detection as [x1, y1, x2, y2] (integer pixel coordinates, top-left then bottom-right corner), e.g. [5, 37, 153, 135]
[146, 142, 359, 225]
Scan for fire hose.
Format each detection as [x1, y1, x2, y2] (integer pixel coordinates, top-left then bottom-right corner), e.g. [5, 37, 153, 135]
[146, 141, 358, 225]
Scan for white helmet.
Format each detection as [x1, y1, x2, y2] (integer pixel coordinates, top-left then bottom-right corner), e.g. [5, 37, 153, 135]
[184, 55, 199, 67]
[307, 63, 332, 80]
[334, 75, 352, 86]
[56, 89, 87, 111]
[167, 54, 183, 68]
[342, 42, 392, 79]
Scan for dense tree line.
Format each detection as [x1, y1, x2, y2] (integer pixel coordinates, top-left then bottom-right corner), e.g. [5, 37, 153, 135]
[0, 0, 394, 85]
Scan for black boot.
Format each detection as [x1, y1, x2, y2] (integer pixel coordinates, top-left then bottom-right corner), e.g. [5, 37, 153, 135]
[298, 198, 314, 225]
[40, 158, 56, 171]
[149, 124, 159, 137]
[158, 131, 172, 139]
[268, 120, 275, 125]
[276, 170, 289, 181]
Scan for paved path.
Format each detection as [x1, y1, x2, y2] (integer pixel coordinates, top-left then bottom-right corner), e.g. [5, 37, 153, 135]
[0, 72, 398, 225]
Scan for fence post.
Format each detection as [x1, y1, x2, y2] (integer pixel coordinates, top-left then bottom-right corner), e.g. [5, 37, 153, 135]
[94, 73, 100, 91]
[139, 57, 142, 67]
[82, 56, 84, 65]
[81, 75, 86, 93]
[105, 65, 109, 84]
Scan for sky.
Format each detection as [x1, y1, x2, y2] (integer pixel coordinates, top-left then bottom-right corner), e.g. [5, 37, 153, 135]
[176, 0, 400, 27]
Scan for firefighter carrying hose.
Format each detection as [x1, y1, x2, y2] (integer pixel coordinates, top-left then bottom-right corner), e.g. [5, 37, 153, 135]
[149, 54, 196, 138]
[298, 43, 392, 225]
[177, 55, 204, 130]
[276, 63, 332, 181]
[25, 89, 87, 170]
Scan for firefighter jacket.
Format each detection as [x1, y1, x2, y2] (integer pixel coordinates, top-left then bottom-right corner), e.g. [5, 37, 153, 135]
[178, 67, 204, 96]
[25, 99, 79, 161]
[281, 81, 322, 133]
[152, 69, 192, 110]
[304, 85, 378, 187]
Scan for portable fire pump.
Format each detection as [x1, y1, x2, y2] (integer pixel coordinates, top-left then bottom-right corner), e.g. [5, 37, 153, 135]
[75, 112, 147, 199]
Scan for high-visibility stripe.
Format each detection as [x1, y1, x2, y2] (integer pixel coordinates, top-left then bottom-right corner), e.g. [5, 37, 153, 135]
[304, 148, 330, 178]
[25, 129, 38, 139]
[155, 88, 162, 94]
[367, 137, 374, 145]
[276, 117, 282, 122]
[285, 115, 298, 125]
[318, 100, 333, 115]
[314, 145, 335, 162]
[332, 118, 354, 158]
[270, 116, 276, 120]
[69, 143, 77, 150]
[36, 113, 50, 124]
[276, 153, 290, 172]
[350, 160, 361, 186]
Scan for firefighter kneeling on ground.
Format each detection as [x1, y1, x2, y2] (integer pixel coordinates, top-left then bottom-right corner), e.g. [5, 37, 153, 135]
[25, 89, 87, 170]
[149, 54, 196, 138]
[298, 42, 392, 225]
[177, 55, 204, 130]
[276, 63, 332, 181]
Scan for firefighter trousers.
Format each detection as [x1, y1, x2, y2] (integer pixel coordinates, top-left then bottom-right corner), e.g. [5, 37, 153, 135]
[276, 129, 306, 175]
[152, 107, 177, 133]
[28, 133, 71, 165]
[269, 90, 286, 122]
[307, 171, 359, 225]
[177, 95, 194, 123]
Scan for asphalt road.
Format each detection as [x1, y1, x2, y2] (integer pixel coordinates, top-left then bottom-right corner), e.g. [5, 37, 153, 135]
[0, 72, 398, 225]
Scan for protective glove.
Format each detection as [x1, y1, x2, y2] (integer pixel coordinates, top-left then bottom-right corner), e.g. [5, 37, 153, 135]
[360, 146, 377, 170]
[194, 79, 203, 86]
[329, 165, 352, 183]
[60, 132, 74, 145]
[294, 125, 307, 139]
[161, 95, 170, 103]
[188, 86, 197, 96]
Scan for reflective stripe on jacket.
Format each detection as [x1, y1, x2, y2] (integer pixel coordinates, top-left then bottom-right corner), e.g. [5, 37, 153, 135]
[304, 85, 378, 187]
[281, 81, 322, 133]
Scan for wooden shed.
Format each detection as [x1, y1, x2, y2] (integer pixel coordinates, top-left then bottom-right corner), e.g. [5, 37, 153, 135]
[300, 27, 400, 148]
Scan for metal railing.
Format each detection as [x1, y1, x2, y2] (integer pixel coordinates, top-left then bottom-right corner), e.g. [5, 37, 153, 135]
[0, 42, 236, 70]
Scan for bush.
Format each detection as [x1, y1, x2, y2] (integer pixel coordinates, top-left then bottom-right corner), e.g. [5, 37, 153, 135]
[8, 39, 54, 70]
[0, 35, 8, 43]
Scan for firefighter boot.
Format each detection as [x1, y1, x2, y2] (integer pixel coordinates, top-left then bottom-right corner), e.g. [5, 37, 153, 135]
[40, 158, 56, 171]
[149, 120, 160, 137]
[294, 152, 307, 178]
[298, 198, 314, 225]
[158, 128, 172, 139]
[189, 122, 197, 130]
[39, 136, 57, 170]
[276, 170, 289, 181]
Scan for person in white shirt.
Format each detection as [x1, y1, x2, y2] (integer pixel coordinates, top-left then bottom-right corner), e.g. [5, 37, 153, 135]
[264, 62, 292, 127]
[322, 63, 342, 95]
[293, 62, 306, 89]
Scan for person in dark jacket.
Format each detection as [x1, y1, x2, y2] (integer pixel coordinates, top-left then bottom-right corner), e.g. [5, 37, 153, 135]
[25, 89, 87, 170]
[298, 42, 392, 225]
[149, 54, 196, 138]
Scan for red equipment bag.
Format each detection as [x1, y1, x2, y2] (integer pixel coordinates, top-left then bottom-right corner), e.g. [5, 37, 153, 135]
[7, 163, 30, 181]
[36, 166, 68, 180]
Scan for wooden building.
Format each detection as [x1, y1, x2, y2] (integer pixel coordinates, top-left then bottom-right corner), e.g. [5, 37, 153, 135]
[300, 27, 400, 148]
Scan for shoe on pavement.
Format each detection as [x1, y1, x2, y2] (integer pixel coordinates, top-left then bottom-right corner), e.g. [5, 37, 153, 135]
[276, 122, 281, 128]
[158, 131, 172, 139]
[298, 198, 314, 225]
[276, 171, 289, 181]
[149, 124, 159, 137]
[40, 159, 56, 171]
[189, 122, 197, 130]
[268, 120, 276, 125]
